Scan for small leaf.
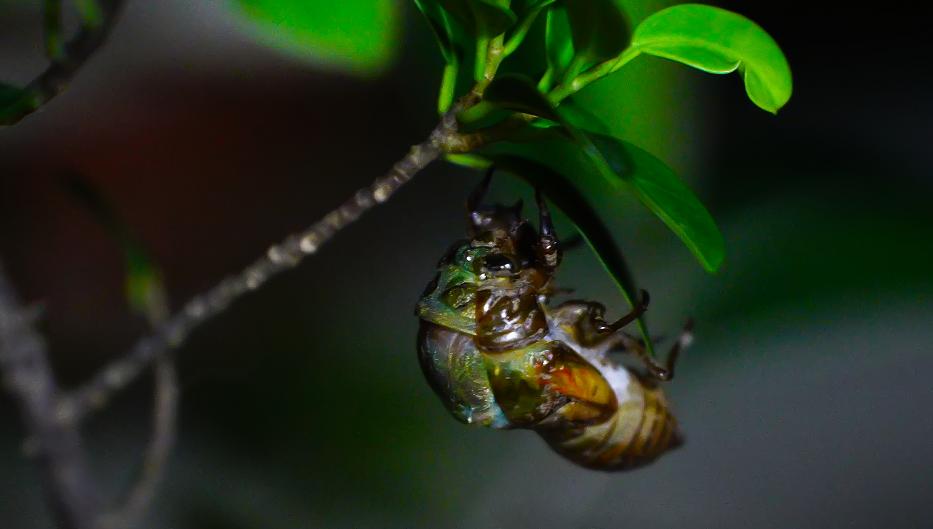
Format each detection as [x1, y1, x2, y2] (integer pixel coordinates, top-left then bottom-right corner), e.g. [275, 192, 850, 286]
[585, 134, 725, 272]
[124, 245, 167, 323]
[631, 4, 792, 113]
[540, 5, 573, 89]
[451, 151, 656, 355]
[232, 0, 401, 75]
[414, 0, 459, 65]
[484, 73, 561, 121]
[63, 175, 167, 322]
[564, 0, 630, 66]
[438, 0, 517, 37]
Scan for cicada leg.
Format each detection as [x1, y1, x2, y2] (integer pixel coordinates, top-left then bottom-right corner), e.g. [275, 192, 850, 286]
[548, 296, 693, 382]
[596, 290, 650, 334]
[614, 319, 694, 382]
[547, 292, 648, 352]
[466, 166, 494, 214]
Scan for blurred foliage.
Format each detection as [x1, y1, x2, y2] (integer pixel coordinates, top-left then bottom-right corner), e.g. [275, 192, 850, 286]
[63, 175, 166, 321]
[0, 82, 33, 125]
[231, 0, 401, 75]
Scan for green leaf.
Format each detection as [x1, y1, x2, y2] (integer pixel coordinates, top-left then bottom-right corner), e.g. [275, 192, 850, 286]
[0, 83, 35, 126]
[474, 77, 724, 272]
[484, 73, 561, 121]
[232, 0, 401, 75]
[438, 0, 517, 37]
[540, 5, 573, 90]
[416, 0, 470, 112]
[447, 151, 656, 356]
[558, 97, 612, 135]
[415, 0, 460, 65]
[585, 134, 725, 272]
[503, 0, 556, 56]
[63, 175, 167, 322]
[631, 3, 792, 113]
[564, 0, 630, 66]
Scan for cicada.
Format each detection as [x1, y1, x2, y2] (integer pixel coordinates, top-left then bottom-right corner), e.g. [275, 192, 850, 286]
[416, 170, 694, 470]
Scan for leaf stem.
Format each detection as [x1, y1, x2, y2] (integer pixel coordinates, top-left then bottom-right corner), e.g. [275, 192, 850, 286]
[502, 3, 551, 57]
[474, 38, 490, 82]
[437, 61, 459, 114]
[472, 35, 505, 96]
[548, 47, 642, 104]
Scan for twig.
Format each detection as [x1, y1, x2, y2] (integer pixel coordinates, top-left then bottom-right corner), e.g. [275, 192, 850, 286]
[62, 107, 463, 422]
[1, 0, 125, 126]
[98, 355, 178, 529]
[0, 263, 100, 529]
[98, 280, 178, 529]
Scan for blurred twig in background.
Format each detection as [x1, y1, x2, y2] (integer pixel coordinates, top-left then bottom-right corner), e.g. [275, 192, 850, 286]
[0, 0, 125, 126]
[61, 175, 179, 529]
[0, 169, 181, 529]
[0, 7, 470, 519]
[0, 265, 100, 529]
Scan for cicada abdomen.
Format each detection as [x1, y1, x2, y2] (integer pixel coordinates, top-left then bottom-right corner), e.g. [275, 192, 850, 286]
[416, 170, 693, 471]
[536, 353, 683, 470]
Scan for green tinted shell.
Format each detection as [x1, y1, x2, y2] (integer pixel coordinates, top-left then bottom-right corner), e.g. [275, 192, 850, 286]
[417, 242, 508, 428]
[416, 242, 489, 335]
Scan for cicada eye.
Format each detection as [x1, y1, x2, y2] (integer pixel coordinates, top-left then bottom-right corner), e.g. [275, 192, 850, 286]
[482, 254, 521, 277]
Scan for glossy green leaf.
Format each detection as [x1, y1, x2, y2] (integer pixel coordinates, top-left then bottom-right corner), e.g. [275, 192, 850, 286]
[565, 0, 630, 66]
[438, 0, 517, 37]
[475, 78, 724, 272]
[416, 0, 470, 112]
[484, 73, 561, 121]
[631, 4, 792, 113]
[585, 134, 725, 272]
[0, 83, 35, 126]
[446, 151, 656, 356]
[558, 97, 612, 135]
[512, 0, 557, 11]
[232, 0, 401, 75]
[540, 5, 573, 90]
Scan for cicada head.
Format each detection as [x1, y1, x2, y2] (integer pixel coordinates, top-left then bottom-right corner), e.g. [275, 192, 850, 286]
[465, 170, 563, 278]
[418, 170, 563, 340]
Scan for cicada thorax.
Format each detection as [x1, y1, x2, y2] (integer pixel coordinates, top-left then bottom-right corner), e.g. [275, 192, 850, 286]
[416, 173, 687, 471]
[472, 271, 549, 352]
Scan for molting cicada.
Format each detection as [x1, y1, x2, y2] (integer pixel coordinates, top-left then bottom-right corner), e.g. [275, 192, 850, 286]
[416, 170, 694, 471]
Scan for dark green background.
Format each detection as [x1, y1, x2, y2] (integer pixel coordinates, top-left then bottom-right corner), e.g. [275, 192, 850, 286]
[1, 1, 931, 527]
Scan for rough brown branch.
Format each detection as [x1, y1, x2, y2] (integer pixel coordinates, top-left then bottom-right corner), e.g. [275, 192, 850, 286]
[62, 107, 463, 421]
[0, 263, 99, 529]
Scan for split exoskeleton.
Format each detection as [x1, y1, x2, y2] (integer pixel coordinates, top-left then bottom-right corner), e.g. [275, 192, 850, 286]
[417, 169, 694, 470]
